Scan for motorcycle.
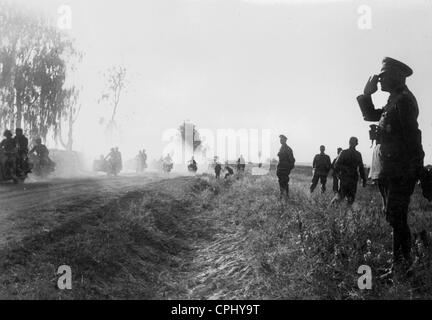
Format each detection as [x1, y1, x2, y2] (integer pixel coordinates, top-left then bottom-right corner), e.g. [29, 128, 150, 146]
[93, 157, 121, 176]
[0, 151, 31, 184]
[93, 158, 109, 173]
[107, 159, 121, 176]
[187, 161, 197, 173]
[28, 153, 55, 178]
[163, 162, 173, 173]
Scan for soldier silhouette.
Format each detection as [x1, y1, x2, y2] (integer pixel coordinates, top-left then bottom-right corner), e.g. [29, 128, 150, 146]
[310, 145, 332, 193]
[330, 137, 367, 206]
[276, 135, 295, 200]
[357, 57, 425, 278]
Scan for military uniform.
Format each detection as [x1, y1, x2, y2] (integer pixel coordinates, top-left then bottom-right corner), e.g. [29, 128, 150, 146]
[13, 134, 29, 174]
[13, 135, 28, 155]
[0, 137, 17, 176]
[333, 147, 366, 205]
[357, 58, 424, 264]
[30, 144, 49, 159]
[225, 166, 234, 178]
[0, 137, 16, 153]
[310, 153, 331, 193]
[277, 142, 295, 196]
[215, 163, 222, 179]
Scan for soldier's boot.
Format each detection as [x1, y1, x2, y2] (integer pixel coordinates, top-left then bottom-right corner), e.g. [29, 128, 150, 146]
[381, 231, 413, 281]
[309, 184, 316, 194]
[402, 233, 415, 277]
[379, 253, 406, 281]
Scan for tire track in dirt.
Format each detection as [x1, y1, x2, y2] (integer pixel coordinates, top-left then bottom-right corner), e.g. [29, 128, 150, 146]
[0, 174, 162, 247]
[159, 181, 258, 300]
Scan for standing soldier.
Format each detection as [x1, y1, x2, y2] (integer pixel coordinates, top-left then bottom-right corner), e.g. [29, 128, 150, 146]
[331, 147, 343, 193]
[310, 145, 332, 193]
[357, 57, 425, 277]
[330, 137, 367, 205]
[276, 134, 295, 199]
[214, 162, 222, 179]
[238, 155, 246, 172]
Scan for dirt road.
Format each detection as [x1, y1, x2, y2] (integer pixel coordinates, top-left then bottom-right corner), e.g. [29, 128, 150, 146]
[0, 173, 164, 247]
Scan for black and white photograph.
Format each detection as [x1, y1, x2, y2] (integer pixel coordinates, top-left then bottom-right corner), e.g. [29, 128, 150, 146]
[1, 0, 432, 305]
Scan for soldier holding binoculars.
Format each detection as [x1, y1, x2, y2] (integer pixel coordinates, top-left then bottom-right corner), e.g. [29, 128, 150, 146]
[357, 57, 425, 278]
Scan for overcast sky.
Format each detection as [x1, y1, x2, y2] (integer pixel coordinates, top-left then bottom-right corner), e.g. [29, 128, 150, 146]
[7, 0, 432, 165]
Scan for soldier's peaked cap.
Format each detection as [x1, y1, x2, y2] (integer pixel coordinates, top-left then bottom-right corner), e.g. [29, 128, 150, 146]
[380, 57, 413, 77]
[279, 134, 287, 140]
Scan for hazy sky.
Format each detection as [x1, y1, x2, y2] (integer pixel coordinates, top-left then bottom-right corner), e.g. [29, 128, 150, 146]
[7, 0, 432, 164]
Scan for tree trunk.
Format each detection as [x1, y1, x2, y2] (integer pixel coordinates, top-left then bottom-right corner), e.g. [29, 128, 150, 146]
[58, 112, 74, 152]
[67, 111, 73, 151]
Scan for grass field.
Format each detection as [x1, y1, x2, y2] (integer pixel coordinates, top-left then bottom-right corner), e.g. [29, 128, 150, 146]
[1, 170, 432, 299]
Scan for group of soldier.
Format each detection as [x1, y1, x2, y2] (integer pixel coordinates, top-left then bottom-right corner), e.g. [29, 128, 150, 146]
[1, 56, 423, 280]
[307, 139, 367, 206]
[276, 57, 429, 279]
[0, 128, 52, 179]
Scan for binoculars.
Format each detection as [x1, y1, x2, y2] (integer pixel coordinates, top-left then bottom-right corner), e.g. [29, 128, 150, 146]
[369, 124, 381, 143]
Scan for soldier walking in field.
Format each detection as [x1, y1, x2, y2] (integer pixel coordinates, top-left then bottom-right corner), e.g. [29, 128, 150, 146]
[330, 137, 367, 206]
[357, 57, 425, 278]
[310, 145, 332, 193]
[331, 147, 343, 193]
[276, 134, 295, 200]
[214, 162, 222, 179]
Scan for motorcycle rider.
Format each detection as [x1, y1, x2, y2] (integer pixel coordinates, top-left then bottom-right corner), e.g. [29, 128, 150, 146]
[13, 128, 29, 175]
[29, 138, 54, 172]
[115, 147, 123, 172]
[0, 130, 18, 179]
[105, 148, 118, 175]
[163, 154, 173, 172]
[188, 156, 197, 172]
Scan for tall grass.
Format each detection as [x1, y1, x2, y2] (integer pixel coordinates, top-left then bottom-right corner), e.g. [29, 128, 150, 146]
[0, 173, 431, 299]
[209, 172, 432, 299]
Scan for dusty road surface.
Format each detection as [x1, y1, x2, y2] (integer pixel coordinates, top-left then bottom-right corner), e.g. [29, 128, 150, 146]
[0, 173, 166, 247]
